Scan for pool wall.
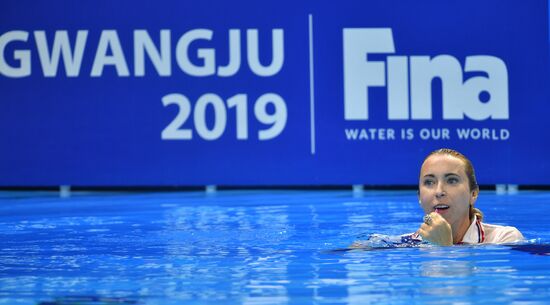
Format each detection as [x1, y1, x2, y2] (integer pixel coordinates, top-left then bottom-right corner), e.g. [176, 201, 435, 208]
[1, 0, 549, 186]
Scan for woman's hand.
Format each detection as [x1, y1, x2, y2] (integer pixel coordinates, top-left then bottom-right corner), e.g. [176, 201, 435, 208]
[418, 212, 453, 246]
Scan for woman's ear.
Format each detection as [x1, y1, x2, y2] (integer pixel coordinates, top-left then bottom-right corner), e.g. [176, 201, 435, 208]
[470, 189, 479, 205]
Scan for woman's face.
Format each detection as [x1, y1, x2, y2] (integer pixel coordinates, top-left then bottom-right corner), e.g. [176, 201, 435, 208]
[418, 154, 477, 228]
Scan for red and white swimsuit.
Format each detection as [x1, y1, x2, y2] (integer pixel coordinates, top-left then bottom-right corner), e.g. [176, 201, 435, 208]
[460, 215, 524, 244]
[408, 215, 524, 244]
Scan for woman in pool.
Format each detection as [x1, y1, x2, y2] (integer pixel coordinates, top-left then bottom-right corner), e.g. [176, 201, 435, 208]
[414, 148, 524, 245]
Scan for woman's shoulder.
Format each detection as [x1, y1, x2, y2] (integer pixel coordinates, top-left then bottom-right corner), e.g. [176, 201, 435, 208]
[481, 222, 524, 244]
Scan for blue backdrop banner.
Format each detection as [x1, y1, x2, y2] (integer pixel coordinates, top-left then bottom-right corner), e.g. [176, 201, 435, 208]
[1, 0, 549, 186]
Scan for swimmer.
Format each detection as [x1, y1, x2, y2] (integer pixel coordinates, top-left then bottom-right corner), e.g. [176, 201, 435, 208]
[414, 148, 524, 245]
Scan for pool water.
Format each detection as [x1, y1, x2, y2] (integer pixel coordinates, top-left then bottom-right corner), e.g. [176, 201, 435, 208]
[0, 190, 549, 305]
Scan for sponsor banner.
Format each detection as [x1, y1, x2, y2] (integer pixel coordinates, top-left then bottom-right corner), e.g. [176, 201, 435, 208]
[1, 0, 549, 185]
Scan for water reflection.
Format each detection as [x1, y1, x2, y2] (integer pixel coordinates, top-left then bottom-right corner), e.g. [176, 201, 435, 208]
[161, 202, 293, 304]
[1, 191, 549, 305]
[418, 250, 476, 297]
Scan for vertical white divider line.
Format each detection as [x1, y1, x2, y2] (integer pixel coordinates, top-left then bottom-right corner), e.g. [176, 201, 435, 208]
[308, 14, 316, 155]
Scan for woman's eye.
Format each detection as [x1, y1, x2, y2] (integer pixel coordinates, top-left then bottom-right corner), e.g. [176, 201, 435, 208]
[448, 177, 459, 184]
[423, 180, 434, 186]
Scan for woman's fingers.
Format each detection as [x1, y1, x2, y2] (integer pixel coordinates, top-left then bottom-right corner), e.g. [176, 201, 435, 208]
[418, 213, 453, 245]
[419, 220, 431, 239]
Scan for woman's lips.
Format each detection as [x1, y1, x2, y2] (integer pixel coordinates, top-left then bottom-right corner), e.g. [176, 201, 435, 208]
[434, 204, 450, 214]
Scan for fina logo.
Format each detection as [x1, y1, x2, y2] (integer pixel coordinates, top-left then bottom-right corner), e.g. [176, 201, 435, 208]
[343, 28, 509, 121]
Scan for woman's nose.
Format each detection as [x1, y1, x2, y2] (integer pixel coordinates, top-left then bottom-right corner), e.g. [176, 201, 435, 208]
[435, 183, 446, 198]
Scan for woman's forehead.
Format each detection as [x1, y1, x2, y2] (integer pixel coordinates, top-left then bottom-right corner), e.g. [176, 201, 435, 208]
[420, 154, 466, 175]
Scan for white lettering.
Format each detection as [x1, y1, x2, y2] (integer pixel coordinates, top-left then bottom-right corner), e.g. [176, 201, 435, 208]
[456, 128, 510, 140]
[161, 93, 287, 141]
[410, 55, 463, 119]
[342, 28, 509, 121]
[34, 30, 88, 77]
[247, 29, 284, 77]
[343, 28, 394, 120]
[1, 29, 285, 78]
[419, 128, 450, 140]
[0, 31, 31, 77]
[176, 29, 215, 76]
[344, 128, 396, 140]
[134, 30, 171, 76]
[462, 56, 509, 120]
[387, 56, 409, 119]
[217, 29, 241, 77]
[345, 129, 359, 140]
[91, 30, 129, 77]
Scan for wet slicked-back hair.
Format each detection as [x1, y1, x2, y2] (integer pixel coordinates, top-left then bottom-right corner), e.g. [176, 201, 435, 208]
[422, 148, 483, 221]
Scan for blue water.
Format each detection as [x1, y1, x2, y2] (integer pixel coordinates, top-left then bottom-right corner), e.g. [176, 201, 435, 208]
[0, 190, 549, 305]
